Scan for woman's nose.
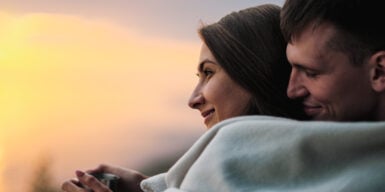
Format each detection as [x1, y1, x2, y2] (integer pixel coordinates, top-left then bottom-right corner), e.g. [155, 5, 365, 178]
[188, 89, 204, 109]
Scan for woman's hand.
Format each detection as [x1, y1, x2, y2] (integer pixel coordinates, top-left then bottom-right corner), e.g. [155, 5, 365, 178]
[61, 164, 148, 192]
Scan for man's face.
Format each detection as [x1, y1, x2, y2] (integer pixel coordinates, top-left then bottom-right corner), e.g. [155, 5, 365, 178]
[286, 22, 376, 121]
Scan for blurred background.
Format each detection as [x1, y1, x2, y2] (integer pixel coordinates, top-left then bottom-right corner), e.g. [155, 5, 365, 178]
[0, 0, 284, 191]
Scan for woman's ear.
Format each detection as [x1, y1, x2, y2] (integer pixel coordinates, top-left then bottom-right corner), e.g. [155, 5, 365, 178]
[370, 51, 385, 92]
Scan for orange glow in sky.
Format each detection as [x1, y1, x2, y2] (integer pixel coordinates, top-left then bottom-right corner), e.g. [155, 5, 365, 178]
[0, 11, 203, 192]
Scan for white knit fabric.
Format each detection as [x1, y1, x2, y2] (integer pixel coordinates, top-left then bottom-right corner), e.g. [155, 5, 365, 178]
[141, 116, 385, 192]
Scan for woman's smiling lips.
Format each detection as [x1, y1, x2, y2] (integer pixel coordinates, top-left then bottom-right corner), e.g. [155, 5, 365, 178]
[201, 109, 215, 125]
[201, 109, 215, 118]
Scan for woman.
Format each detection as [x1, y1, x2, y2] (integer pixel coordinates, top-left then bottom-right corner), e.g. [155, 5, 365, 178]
[61, 4, 306, 192]
[189, 3, 305, 129]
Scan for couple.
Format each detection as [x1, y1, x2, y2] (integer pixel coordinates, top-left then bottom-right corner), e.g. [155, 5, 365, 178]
[62, 0, 385, 191]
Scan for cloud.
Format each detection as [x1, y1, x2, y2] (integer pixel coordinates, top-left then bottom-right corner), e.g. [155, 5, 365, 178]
[2, 0, 285, 41]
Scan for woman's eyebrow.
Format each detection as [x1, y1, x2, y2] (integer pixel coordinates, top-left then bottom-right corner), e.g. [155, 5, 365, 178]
[198, 59, 217, 72]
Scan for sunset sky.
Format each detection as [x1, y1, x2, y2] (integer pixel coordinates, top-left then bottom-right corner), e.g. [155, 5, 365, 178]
[0, 1, 284, 191]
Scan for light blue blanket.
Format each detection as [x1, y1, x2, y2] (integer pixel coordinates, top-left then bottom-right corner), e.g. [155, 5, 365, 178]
[141, 116, 385, 192]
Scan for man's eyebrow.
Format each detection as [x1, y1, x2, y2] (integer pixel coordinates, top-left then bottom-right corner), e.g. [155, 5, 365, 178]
[291, 61, 310, 69]
[198, 59, 217, 72]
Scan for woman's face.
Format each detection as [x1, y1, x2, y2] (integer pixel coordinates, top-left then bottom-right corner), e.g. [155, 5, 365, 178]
[188, 43, 252, 129]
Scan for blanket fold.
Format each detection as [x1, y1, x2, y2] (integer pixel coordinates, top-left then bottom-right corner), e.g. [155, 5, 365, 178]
[141, 116, 385, 192]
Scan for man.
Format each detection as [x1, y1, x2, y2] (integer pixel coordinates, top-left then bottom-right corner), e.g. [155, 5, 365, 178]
[281, 0, 385, 121]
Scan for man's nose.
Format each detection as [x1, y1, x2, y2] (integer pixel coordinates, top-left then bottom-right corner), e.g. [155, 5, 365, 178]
[287, 71, 308, 99]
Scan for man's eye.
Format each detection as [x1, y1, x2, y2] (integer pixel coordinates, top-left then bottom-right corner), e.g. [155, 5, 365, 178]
[305, 70, 318, 78]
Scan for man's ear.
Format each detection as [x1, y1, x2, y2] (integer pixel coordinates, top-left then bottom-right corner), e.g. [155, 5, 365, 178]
[370, 51, 385, 92]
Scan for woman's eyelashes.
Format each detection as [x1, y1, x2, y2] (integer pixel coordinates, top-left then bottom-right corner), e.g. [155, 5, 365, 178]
[203, 68, 214, 77]
[196, 61, 217, 81]
[196, 68, 214, 80]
